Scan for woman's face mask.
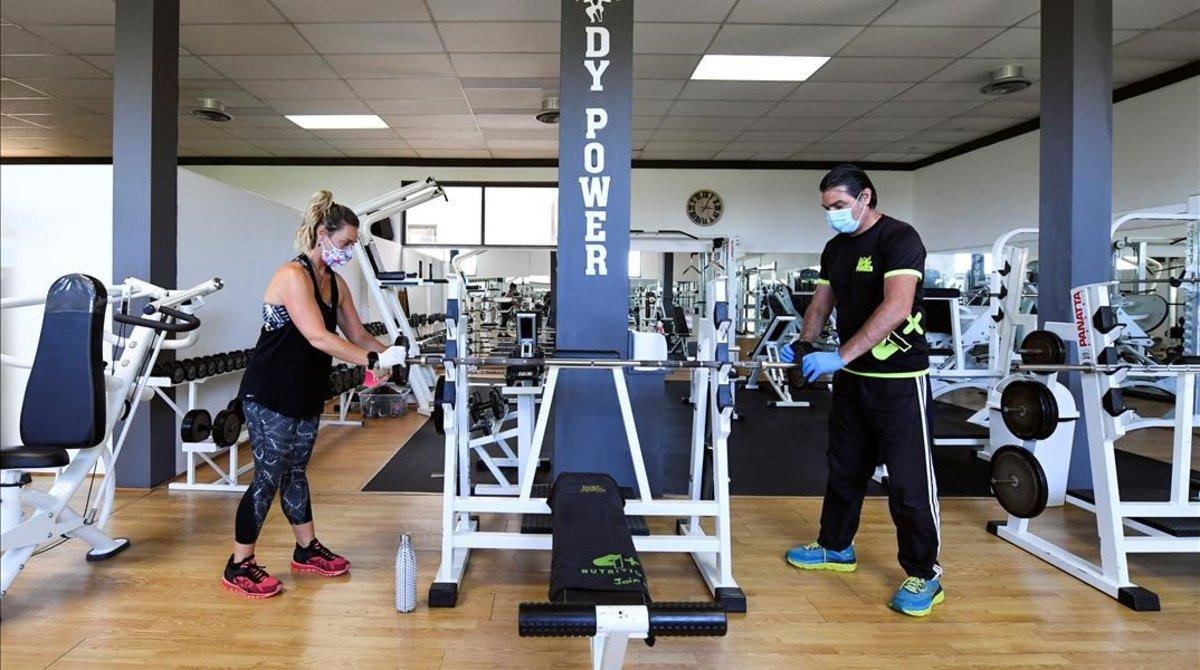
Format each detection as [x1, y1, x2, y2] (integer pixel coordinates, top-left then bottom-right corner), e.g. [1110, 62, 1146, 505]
[320, 236, 353, 269]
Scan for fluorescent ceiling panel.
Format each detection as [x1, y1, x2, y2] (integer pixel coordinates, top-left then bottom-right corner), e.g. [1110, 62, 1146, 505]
[690, 55, 830, 82]
[286, 114, 388, 129]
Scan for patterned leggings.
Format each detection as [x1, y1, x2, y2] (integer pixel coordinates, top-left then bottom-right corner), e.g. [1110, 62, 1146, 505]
[234, 401, 319, 544]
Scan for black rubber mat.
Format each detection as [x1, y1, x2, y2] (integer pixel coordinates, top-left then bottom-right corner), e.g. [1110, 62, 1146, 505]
[363, 380, 993, 497]
[1067, 450, 1200, 537]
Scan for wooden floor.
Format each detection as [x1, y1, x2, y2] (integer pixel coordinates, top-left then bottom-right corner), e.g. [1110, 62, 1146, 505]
[1, 413, 1197, 669]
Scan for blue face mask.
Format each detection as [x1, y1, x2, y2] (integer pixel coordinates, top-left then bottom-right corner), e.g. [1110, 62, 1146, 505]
[825, 195, 866, 235]
[320, 237, 353, 269]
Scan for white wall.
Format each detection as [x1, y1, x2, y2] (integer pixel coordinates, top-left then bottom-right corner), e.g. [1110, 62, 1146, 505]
[914, 76, 1200, 252]
[188, 164, 914, 255]
[1, 165, 113, 448]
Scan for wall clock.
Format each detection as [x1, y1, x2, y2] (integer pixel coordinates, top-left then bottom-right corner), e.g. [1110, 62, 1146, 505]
[686, 189, 723, 227]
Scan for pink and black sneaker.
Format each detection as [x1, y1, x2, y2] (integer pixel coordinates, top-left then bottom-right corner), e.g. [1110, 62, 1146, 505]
[222, 555, 283, 599]
[291, 539, 351, 577]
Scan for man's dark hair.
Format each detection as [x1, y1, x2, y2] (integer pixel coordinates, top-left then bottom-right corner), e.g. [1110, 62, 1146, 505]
[819, 163, 877, 208]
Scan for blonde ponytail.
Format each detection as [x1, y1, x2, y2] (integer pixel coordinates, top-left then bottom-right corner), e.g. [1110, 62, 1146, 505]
[296, 189, 334, 252]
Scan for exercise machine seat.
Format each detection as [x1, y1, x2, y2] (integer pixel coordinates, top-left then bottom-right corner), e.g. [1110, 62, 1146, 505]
[2, 274, 107, 470]
[0, 446, 70, 470]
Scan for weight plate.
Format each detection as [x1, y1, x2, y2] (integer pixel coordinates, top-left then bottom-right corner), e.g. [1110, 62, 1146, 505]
[432, 375, 446, 436]
[211, 409, 242, 447]
[990, 445, 1048, 518]
[1000, 380, 1059, 441]
[180, 409, 212, 443]
[170, 362, 188, 385]
[216, 354, 230, 374]
[227, 397, 245, 421]
[490, 387, 505, 421]
[183, 360, 199, 381]
[1118, 293, 1169, 333]
[1021, 330, 1066, 366]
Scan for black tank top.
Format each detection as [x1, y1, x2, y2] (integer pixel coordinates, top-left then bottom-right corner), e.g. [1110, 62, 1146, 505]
[239, 255, 339, 418]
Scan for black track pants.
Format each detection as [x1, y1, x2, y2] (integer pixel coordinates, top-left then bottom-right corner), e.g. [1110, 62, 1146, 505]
[817, 372, 942, 580]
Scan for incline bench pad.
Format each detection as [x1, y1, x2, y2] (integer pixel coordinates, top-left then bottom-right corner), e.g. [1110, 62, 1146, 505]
[548, 472, 649, 601]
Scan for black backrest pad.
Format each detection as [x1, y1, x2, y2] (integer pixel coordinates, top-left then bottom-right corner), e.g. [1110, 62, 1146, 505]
[547, 472, 649, 601]
[21, 274, 107, 448]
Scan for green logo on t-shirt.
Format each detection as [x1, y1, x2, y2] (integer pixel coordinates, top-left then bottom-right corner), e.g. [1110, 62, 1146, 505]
[856, 256, 874, 272]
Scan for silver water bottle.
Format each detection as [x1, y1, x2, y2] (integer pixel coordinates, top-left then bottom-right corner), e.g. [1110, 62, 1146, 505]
[395, 533, 417, 613]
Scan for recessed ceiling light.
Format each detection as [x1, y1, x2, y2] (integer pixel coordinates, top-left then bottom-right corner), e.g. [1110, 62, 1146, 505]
[285, 114, 388, 129]
[690, 55, 830, 82]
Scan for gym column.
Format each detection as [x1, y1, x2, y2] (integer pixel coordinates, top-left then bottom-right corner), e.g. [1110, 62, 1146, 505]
[1038, 0, 1114, 487]
[552, 0, 636, 480]
[112, 0, 180, 487]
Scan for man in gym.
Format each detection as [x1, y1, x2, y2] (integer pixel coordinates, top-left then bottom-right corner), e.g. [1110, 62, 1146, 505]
[223, 190, 408, 599]
[780, 164, 943, 617]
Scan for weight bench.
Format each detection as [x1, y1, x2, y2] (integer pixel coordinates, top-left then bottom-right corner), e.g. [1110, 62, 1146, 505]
[519, 473, 727, 670]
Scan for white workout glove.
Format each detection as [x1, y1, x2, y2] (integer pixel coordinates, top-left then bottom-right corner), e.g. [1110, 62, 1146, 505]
[378, 345, 408, 369]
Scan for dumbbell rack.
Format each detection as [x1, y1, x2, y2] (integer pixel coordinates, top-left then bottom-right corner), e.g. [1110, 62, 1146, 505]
[150, 371, 254, 493]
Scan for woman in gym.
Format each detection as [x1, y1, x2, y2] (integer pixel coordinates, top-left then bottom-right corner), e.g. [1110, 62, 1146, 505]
[222, 190, 407, 599]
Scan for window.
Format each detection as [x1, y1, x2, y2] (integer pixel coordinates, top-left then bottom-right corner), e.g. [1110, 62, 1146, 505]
[484, 187, 557, 246]
[403, 186, 482, 245]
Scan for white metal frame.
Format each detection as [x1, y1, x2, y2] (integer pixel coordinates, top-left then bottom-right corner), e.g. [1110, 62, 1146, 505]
[743, 314, 808, 408]
[989, 282, 1200, 610]
[430, 273, 742, 608]
[1, 277, 223, 598]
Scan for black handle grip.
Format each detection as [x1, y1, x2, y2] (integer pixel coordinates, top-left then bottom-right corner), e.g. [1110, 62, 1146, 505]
[114, 306, 201, 333]
[517, 602, 727, 638]
[518, 603, 596, 637]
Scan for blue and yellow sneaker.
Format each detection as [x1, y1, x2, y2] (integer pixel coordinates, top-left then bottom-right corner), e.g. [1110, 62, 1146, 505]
[784, 541, 857, 572]
[889, 576, 945, 616]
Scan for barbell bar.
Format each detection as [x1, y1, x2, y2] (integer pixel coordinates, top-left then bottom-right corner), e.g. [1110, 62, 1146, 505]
[1018, 363, 1200, 374]
[405, 355, 802, 371]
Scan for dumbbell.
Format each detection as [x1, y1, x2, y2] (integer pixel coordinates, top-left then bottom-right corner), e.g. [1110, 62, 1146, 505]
[165, 361, 187, 385]
[180, 409, 212, 442]
[183, 358, 200, 381]
[215, 353, 230, 374]
[212, 409, 243, 447]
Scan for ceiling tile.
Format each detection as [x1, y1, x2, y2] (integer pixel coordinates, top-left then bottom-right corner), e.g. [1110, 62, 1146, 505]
[805, 140, 889, 153]
[0, 125, 54, 138]
[427, 0, 558, 21]
[271, 0, 430, 22]
[635, 0, 736, 22]
[202, 55, 339, 79]
[668, 100, 775, 116]
[893, 82, 995, 103]
[861, 152, 917, 162]
[416, 149, 491, 158]
[180, 89, 262, 108]
[712, 150, 755, 160]
[0, 55, 108, 78]
[787, 82, 911, 102]
[651, 128, 743, 141]
[1114, 0, 1200, 29]
[840, 116, 944, 131]
[180, 0, 284, 23]
[239, 79, 356, 100]
[809, 57, 954, 83]
[310, 128, 398, 140]
[633, 99, 673, 115]
[490, 148, 556, 158]
[736, 129, 829, 143]
[865, 100, 987, 117]
[0, 114, 49, 127]
[450, 53, 558, 78]
[751, 116, 849, 131]
[841, 27, 1004, 58]
[927, 57, 1041, 83]
[885, 140, 957, 154]
[633, 54, 701, 78]
[181, 24, 313, 56]
[791, 151, 873, 161]
[902, 129, 984, 144]
[874, 0, 1039, 27]
[767, 100, 881, 117]
[64, 97, 111, 113]
[971, 27, 1143, 58]
[5, 77, 111, 98]
[631, 115, 661, 130]
[753, 150, 807, 160]
[473, 113, 547, 130]
[632, 129, 654, 142]
[1112, 58, 1189, 86]
[326, 138, 411, 151]
[179, 56, 225, 79]
[633, 23, 720, 55]
[325, 54, 454, 79]
[464, 87, 544, 109]
[933, 116, 1021, 133]
[484, 139, 554, 150]
[640, 149, 718, 159]
[727, 0, 893, 25]
[342, 147, 421, 157]
[365, 98, 471, 115]
[458, 77, 558, 89]
[395, 128, 482, 140]
[724, 140, 808, 154]
[0, 78, 49, 97]
[264, 98, 372, 114]
[384, 114, 479, 128]
[23, 24, 112, 54]
[709, 24, 862, 56]
[178, 124, 235, 139]
[825, 128, 918, 142]
[481, 128, 555, 141]
[634, 79, 686, 100]
[347, 77, 462, 99]
[217, 114, 296, 128]
[178, 139, 271, 155]
[642, 140, 727, 152]
[253, 139, 344, 155]
[0, 0, 114, 25]
[1161, 11, 1199, 30]
[440, 22, 558, 53]
[295, 23, 443, 54]
[1, 26, 65, 54]
[221, 125, 316, 140]
[678, 80, 797, 101]
[959, 100, 1041, 118]
[1115, 31, 1200, 61]
[657, 116, 755, 130]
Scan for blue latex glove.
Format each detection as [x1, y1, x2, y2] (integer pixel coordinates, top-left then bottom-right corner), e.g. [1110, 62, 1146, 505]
[779, 342, 796, 363]
[801, 350, 845, 383]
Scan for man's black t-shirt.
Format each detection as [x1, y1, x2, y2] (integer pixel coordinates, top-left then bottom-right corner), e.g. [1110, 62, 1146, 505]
[818, 215, 929, 377]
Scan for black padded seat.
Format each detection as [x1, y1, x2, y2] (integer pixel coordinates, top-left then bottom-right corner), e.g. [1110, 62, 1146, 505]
[0, 445, 70, 469]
